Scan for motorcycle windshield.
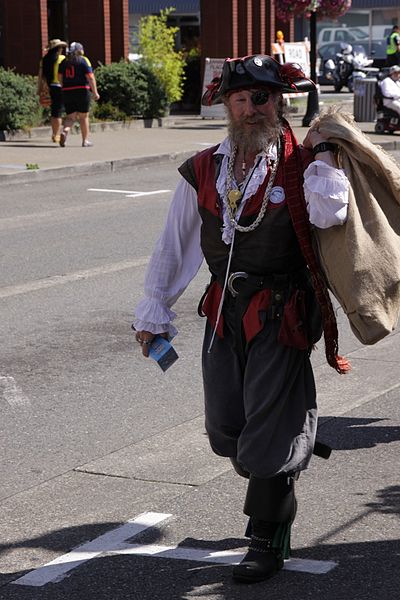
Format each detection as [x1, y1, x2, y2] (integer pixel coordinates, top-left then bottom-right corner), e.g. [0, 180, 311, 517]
[353, 45, 367, 56]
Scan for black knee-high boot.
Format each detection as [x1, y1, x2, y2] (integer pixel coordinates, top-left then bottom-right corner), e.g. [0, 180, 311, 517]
[232, 473, 297, 583]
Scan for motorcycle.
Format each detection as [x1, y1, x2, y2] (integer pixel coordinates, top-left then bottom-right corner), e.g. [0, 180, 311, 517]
[323, 43, 378, 93]
[351, 44, 379, 87]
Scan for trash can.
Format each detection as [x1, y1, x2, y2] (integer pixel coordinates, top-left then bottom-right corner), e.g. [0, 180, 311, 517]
[353, 78, 377, 122]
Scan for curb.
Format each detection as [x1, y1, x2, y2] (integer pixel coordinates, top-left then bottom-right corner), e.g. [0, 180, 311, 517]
[0, 150, 198, 185]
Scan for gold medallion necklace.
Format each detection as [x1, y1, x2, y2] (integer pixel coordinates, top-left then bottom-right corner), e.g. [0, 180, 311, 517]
[228, 188, 243, 212]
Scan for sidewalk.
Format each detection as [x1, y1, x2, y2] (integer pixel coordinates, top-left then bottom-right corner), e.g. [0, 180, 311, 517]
[0, 112, 399, 184]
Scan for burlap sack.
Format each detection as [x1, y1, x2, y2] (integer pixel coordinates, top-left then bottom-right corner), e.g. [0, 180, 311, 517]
[309, 107, 400, 344]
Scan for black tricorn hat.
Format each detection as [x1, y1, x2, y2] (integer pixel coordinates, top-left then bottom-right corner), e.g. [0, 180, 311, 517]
[202, 55, 315, 106]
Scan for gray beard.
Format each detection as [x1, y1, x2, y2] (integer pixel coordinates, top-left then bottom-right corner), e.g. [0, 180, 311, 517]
[227, 112, 282, 154]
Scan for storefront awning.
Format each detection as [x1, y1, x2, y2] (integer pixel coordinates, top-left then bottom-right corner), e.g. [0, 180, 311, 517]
[129, 0, 397, 13]
[352, 0, 400, 6]
[129, 1, 200, 13]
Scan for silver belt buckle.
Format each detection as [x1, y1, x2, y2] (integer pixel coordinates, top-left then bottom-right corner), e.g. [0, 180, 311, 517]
[227, 271, 248, 297]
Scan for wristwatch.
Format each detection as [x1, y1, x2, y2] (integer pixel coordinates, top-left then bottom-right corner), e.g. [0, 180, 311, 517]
[312, 142, 337, 156]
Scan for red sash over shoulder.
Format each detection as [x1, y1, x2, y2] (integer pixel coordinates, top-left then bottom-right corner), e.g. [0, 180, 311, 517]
[282, 121, 349, 373]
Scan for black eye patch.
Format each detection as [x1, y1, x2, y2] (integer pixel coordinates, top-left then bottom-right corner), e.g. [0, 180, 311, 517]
[251, 90, 270, 105]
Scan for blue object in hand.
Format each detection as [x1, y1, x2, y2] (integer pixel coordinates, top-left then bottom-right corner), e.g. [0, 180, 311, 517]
[149, 335, 179, 371]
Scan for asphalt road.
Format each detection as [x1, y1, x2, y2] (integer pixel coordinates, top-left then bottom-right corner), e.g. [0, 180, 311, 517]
[0, 162, 399, 600]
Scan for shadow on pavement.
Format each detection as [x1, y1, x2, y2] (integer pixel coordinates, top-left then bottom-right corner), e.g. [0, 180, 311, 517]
[0, 483, 398, 599]
[1, 144, 56, 148]
[317, 416, 400, 451]
[1, 539, 398, 600]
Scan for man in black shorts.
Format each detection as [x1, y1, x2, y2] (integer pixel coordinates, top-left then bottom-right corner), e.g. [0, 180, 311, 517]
[58, 42, 100, 147]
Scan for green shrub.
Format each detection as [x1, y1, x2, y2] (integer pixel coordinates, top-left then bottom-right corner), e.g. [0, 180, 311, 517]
[142, 65, 169, 118]
[94, 60, 168, 119]
[92, 101, 129, 122]
[138, 8, 186, 105]
[0, 68, 42, 132]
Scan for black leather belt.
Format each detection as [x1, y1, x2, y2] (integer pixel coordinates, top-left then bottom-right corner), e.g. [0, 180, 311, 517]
[225, 271, 293, 320]
[227, 271, 288, 297]
[199, 269, 308, 369]
[224, 271, 295, 369]
[227, 271, 291, 294]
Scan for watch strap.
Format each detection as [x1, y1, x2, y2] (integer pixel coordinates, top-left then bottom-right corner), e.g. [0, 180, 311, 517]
[312, 142, 337, 156]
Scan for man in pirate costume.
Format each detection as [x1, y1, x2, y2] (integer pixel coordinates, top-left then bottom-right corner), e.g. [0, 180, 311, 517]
[133, 55, 350, 583]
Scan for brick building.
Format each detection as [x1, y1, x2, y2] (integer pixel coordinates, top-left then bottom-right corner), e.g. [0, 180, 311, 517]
[200, 0, 282, 61]
[0, 0, 129, 75]
[0, 0, 285, 77]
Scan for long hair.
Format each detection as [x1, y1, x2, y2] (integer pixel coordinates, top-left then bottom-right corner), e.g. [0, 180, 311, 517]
[67, 46, 84, 65]
[42, 47, 60, 84]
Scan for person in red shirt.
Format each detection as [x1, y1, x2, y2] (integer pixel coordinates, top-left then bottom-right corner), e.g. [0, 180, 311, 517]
[58, 42, 100, 147]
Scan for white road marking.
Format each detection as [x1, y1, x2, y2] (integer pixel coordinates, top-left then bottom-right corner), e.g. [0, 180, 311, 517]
[87, 188, 170, 197]
[0, 375, 30, 406]
[0, 164, 27, 170]
[0, 190, 170, 232]
[112, 544, 337, 574]
[12, 512, 172, 587]
[12, 512, 337, 587]
[0, 257, 150, 299]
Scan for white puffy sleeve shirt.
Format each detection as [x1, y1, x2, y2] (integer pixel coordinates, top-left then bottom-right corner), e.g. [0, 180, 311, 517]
[380, 76, 400, 101]
[134, 143, 349, 334]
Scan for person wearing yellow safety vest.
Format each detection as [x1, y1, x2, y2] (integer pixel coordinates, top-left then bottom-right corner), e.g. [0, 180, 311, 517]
[386, 25, 400, 67]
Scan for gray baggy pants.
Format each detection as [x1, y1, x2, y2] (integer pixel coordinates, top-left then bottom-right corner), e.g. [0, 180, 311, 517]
[202, 301, 317, 479]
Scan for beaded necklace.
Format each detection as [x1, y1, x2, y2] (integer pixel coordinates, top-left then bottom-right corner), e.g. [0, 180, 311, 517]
[225, 139, 281, 232]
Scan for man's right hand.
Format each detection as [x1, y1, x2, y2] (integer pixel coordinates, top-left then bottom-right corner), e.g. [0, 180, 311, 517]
[135, 330, 168, 357]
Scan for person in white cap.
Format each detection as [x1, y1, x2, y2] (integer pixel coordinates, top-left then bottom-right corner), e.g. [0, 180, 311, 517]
[380, 65, 400, 116]
[58, 42, 100, 147]
[134, 55, 350, 583]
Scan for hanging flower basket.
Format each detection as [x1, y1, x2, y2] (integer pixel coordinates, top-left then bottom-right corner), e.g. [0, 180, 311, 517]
[318, 0, 352, 19]
[276, 0, 351, 22]
[276, 0, 311, 22]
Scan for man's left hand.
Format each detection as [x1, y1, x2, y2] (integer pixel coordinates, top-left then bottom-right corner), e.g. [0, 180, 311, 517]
[302, 128, 328, 150]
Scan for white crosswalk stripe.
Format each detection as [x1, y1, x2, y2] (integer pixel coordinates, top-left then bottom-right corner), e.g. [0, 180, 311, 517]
[12, 512, 337, 587]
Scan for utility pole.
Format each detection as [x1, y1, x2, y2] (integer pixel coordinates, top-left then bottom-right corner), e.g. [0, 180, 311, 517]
[302, 9, 319, 126]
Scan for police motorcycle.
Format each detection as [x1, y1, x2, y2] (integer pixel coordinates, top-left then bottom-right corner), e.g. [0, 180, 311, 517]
[374, 68, 400, 134]
[323, 43, 377, 93]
